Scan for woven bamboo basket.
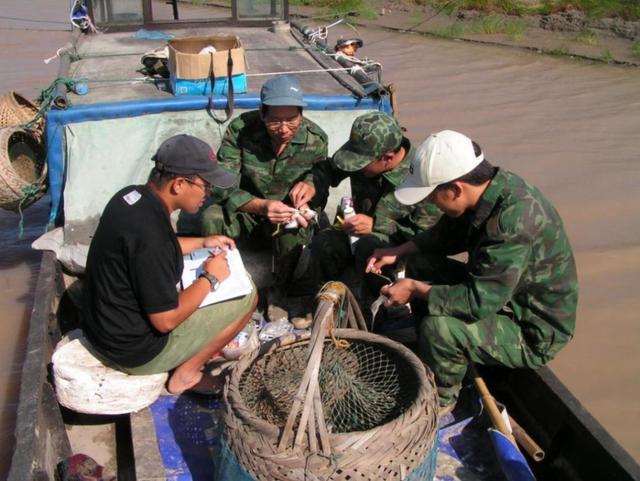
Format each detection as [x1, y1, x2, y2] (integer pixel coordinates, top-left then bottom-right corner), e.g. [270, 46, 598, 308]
[0, 127, 47, 211]
[222, 283, 439, 481]
[0, 92, 42, 132]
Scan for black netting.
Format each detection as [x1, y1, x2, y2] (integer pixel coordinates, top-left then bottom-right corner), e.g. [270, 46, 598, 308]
[239, 340, 419, 433]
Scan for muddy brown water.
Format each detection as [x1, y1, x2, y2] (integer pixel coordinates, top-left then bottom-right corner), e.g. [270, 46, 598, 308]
[0, 3, 638, 477]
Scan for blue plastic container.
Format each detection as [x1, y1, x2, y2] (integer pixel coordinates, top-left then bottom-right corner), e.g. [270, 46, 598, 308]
[170, 73, 248, 96]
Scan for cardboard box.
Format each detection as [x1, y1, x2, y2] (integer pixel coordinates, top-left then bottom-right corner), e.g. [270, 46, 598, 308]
[168, 35, 247, 95]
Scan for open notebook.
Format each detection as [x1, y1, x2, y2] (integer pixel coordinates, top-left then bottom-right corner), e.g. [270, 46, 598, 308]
[181, 248, 253, 307]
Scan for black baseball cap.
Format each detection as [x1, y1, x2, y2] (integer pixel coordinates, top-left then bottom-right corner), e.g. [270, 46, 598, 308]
[153, 134, 236, 188]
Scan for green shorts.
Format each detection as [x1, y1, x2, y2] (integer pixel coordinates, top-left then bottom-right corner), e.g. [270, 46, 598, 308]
[123, 284, 257, 375]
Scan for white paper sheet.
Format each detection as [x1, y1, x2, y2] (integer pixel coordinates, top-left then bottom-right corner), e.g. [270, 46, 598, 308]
[181, 248, 253, 307]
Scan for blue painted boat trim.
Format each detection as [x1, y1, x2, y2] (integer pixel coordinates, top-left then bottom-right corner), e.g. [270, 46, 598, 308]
[149, 393, 225, 480]
[146, 391, 506, 481]
[45, 94, 391, 224]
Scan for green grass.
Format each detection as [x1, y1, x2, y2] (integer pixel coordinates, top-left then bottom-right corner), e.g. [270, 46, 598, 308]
[548, 46, 570, 56]
[575, 30, 598, 45]
[632, 41, 640, 59]
[428, 15, 527, 40]
[290, 0, 378, 18]
[600, 49, 614, 62]
[430, 22, 467, 38]
[430, 0, 531, 16]
[428, 0, 640, 20]
[469, 15, 528, 38]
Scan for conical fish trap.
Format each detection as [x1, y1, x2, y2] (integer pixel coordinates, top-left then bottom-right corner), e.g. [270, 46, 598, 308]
[0, 92, 41, 132]
[0, 127, 47, 211]
[222, 283, 439, 481]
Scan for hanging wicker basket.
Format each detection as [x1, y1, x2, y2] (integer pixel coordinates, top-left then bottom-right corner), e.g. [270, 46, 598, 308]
[0, 92, 42, 133]
[222, 283, 439, 481]
[0, 127, 47, 211]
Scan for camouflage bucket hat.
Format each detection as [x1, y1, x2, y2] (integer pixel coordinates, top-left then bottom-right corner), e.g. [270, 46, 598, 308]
[333, 112, 403, 172]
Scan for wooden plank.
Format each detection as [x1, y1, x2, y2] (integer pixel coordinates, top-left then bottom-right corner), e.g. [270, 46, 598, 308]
[8, 252, 71, 481]
[130, 408, 166, 480]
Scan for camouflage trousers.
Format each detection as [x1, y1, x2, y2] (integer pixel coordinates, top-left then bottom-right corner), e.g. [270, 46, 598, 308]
[201, 204, 312, 289]
[408, 255, 549, 407]
[309, 229, 410, 310]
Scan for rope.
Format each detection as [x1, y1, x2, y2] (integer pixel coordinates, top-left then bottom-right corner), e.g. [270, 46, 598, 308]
[0, 15, 69, 25]
[19, 75, 155, 130]
[44, 47, 91, 64]
[327, 321, 350, 349]
[316, 281, 353, 349]
[20, 77, 85, 129]
[246, 66, 367, 77]
[17, 183, 44, 239]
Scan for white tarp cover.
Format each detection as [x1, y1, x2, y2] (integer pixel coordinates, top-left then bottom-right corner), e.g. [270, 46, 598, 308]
[63, 108, 370, 243]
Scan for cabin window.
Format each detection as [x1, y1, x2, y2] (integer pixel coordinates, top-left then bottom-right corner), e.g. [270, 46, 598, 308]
[85, 0, 288, 28]
[89, 0, 144, 25]
[235, 0, 286, 20]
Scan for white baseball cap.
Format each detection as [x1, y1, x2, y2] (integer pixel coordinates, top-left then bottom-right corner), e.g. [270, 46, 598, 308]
[395, 130, 484, 205]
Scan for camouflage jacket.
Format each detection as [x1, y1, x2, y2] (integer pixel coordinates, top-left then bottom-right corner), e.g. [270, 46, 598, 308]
[313, 138, 441, 241]
[413, 168, 578, 356]
[215, 110, 328, 214]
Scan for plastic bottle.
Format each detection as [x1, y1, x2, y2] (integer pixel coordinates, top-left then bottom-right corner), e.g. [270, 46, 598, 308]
[340, 195, 353, 213]
[343, 205, 359, 253]
[73, 81, 89, 95]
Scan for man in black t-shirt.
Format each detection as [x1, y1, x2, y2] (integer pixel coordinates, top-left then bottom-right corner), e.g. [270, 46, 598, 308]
[83, 135, 257, 395]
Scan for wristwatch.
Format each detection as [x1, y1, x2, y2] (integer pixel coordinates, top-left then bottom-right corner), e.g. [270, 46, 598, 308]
[198, 271, 220, 291]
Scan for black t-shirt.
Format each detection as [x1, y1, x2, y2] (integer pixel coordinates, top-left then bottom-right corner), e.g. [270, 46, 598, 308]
[83, 185, 183, 367]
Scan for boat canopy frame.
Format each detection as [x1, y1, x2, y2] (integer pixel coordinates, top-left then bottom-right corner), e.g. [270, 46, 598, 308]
[85, 0, 289, 30]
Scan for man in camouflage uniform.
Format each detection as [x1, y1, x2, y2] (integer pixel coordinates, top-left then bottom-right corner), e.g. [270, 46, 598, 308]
[307, 112, 440, 315]
[367, 130, 578, 410]
[200, 75, 328, 314]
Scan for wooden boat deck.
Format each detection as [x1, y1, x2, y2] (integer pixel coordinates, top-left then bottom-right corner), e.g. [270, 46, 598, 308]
[69, 25, 363, 104]
[129, 388, 505, 481]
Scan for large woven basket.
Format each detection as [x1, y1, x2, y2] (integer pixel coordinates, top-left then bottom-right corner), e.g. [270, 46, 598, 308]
[0, 92, 41, 131]
[222, 283, 439, 481]
[0, 127, 47, 211]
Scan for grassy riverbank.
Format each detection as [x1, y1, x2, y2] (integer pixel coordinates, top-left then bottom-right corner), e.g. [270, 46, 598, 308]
[430, 0, 640, 20]
[290, 0, 640, 20]
[287, 0, 640, 64]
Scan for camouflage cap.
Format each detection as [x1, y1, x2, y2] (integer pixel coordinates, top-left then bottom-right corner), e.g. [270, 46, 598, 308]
[333, 112, 403, 172]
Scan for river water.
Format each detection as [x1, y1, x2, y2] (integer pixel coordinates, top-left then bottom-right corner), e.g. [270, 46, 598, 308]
[0, 2, 638, 477]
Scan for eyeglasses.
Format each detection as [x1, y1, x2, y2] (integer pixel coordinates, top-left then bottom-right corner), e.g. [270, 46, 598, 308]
[263, 116, 301, 129]
[183, 177, 210, 195]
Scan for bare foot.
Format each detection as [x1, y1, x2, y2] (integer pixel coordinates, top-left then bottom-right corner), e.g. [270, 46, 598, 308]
[166, 371, 203, 395]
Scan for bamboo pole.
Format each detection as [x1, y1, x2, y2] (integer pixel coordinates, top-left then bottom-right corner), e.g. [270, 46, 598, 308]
[509, 414, 546, 462]
[472, 373, 518, 448]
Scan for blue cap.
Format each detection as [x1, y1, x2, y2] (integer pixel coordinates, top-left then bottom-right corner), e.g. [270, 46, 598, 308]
[260, 75, 306, 108]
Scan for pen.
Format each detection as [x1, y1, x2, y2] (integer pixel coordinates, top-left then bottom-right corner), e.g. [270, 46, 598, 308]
[336, 215, 345, 224]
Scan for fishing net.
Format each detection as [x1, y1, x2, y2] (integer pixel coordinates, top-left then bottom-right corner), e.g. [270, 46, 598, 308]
[239, 339, 419, 433]
[222, 282, 439, 481]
